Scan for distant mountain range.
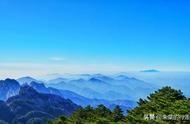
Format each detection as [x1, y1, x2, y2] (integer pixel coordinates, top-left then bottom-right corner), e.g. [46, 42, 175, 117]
[0, 73, 160, 123]
[16, 74, 159, 113]
[140, 69, 160, 73]
[0, 85, 80, 124]
[16, 74, 159, 101]
[29, 81, 137, 111]
[0, 78, 137, 117]
[0, 72, 189, 123]
[44, 74, 158, 101]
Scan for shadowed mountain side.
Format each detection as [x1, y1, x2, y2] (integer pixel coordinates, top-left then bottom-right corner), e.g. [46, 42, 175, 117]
[0, 79, 20, 101]
[0, 85, 80, 124]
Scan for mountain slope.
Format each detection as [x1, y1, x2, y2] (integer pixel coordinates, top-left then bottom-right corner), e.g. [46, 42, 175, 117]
[30, 81, 137, 113]
[0, 79, 20, 101]
[0, 85, 80, 124]
[0, 101, 14, 123]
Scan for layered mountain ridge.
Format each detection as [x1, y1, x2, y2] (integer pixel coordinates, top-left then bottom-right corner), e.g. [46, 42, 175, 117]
[0, 85, 80, 124]
[0, 74, 159, 124]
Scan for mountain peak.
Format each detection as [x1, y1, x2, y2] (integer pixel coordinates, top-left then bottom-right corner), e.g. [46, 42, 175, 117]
[92, 74, 105, 77]
[19, 85, 38, 96]
[116, 75, 130, 80]
[4, 78, 16, 81]
[2, 78, 20, 85]
[18, 76, 35, 80]
[0, 79, 20, 88]
[89, 78, 105, 83]
[0, 79, 20, 100]
[17, 76, 39, 84]
[141, 69, 160, 73]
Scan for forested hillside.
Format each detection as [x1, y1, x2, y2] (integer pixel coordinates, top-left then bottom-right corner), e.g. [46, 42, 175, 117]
[48, 86, 190, 124]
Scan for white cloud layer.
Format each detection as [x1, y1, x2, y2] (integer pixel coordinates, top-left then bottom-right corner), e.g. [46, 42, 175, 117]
[0, 62, 127, 79]
[0, 62, 189, 79]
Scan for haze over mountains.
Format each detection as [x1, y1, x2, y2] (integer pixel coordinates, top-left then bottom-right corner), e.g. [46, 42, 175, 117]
[125, 71, 190, 97]
[16, 74, 143, 110]
[17, 73, 158, 101]
[0, 74, 145, 123]
[15, 71, 190, 99]
[1, 72, 190, 124]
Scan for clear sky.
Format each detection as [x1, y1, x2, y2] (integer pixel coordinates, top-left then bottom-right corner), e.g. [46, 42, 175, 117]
[0, 0, 190, 77]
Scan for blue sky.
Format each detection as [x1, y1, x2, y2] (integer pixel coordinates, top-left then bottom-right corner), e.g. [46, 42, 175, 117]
[0, 0, 190, 77]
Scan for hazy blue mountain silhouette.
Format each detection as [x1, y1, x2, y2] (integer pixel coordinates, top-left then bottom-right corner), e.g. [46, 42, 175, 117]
[47, 74, 158, 100]
[141, 69, 160, 73]
[30, 81, 137, 111]
[0, 78, 137, 113]
[17, 76, 43, 84]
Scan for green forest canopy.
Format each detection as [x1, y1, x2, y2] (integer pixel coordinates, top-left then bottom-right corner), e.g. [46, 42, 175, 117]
[48, 86, 190, 124]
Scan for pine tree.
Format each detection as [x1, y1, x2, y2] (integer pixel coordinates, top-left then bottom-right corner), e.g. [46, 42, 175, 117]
[126, 86, 188, 124]
[112, 105, 125, 122]
[95, 104, 111, 118]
